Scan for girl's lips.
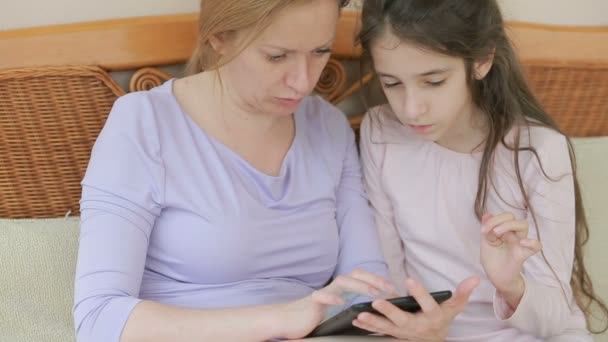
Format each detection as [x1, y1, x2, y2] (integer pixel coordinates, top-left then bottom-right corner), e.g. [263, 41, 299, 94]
[408, 124, 433, 133]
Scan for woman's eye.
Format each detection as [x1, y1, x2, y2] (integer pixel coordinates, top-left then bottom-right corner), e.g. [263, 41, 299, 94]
[268, 54, 286, 62]
[314, 48, 332, 56]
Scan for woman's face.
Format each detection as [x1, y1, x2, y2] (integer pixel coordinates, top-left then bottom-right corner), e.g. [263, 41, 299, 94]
[217, 0, 340, 117]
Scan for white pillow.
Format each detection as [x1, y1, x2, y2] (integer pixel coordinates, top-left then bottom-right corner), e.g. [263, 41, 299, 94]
[0, 217, 79, 342]
[572, 136, 608, 337]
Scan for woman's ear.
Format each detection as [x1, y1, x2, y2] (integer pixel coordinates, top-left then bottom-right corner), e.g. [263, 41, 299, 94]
[208, 31, 233, 56]
[473, 48, 496, 80]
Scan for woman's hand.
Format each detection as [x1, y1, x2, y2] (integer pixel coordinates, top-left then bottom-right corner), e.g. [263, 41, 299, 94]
[276, 269, 395, 340]
[350, 276, 480, 341]
[480, 212, 542, 308]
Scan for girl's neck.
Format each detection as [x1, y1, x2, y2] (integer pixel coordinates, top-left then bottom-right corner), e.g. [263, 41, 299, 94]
[435, 107, 488, 154]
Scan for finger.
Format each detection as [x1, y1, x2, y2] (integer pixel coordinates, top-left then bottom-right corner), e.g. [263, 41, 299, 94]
[442, 276, 480, 319]
[311, 290, 344, 306]
[481, 213, 493, 224]
[481, 212, 515, 234]
[355, 311, 396, 335]
[370, 299, 414, 327]
[404, 279, 442, 315]
[352, 317, 388, 336]
[492, 220, 528, 239]
[327, 274, 383, 298]
[519, 239, 543, 257]
[384, 292, 401, 299]
[349, 268, 397, 294]
[482, 228, 502, 246]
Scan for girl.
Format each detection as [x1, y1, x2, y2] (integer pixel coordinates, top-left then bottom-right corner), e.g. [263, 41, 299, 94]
[354, 0, 608, 341]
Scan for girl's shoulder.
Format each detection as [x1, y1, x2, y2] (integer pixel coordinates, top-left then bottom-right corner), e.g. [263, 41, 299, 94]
[361, 104, 417, 145]
[504, 123, 569, 159]
[517, 123, 568, 150]
[498, 122, 572, 177]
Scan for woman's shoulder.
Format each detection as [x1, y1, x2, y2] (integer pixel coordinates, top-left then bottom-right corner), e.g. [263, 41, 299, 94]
[97, 81, 178, 157]
[297, 95, 356, 149]
[102, 80, 180, 140]
[110, 80, 175, 121]
[299, 95, 349, 129]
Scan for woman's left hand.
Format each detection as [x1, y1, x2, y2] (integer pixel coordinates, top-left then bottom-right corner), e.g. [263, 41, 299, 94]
[351, 276, 480, 341]
[480, 212, 542, 307]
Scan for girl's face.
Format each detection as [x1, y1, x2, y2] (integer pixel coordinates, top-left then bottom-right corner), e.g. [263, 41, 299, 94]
[215, 0, 339, 118]
[370, 29, 492, 150]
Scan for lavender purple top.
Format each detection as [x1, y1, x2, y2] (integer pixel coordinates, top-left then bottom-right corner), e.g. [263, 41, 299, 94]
[73, 80, 388, 341]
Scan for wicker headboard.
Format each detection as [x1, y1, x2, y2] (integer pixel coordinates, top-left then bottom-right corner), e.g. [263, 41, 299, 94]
[1, 12, 607, 218]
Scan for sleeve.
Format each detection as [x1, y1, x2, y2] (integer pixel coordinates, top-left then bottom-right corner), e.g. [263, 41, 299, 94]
[493, 131, 590, 338]
[359, 113, 408, 295]
[327, 109, 390, 285]
[73, 95, 165, 342]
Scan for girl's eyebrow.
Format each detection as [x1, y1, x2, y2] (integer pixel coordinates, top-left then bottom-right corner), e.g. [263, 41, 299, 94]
[418, 68, 450, 76]
[377, 68, 451, 79]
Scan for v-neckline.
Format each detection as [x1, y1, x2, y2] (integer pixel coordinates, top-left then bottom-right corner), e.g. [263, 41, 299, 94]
[168, 78, 300, 179]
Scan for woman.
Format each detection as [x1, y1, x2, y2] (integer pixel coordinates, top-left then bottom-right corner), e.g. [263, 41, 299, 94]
[73, 1, 397, 341]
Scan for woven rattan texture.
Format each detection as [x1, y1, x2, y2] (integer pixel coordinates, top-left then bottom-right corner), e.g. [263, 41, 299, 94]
[0, 66, 124, 218]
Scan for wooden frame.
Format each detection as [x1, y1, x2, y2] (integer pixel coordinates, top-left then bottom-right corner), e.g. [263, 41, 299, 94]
[2, 13, 608, 71]
[1, 10, 607, 218]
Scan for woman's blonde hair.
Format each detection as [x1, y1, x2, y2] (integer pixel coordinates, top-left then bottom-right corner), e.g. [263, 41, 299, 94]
[186, 0, 351, 75]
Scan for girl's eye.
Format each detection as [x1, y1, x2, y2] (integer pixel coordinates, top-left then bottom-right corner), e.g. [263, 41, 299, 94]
[268, 54, 286, 62]
[383, 82, 402, 88]
[427, 80, 446, 87]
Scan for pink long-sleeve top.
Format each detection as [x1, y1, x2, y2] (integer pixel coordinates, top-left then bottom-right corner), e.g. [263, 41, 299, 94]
[360, 105, 591, 342]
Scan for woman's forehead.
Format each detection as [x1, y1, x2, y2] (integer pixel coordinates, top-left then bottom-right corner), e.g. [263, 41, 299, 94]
[253, 0, 339, 50]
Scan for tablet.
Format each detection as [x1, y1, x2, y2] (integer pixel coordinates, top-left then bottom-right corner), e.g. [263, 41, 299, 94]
[307, 290, 452, 337]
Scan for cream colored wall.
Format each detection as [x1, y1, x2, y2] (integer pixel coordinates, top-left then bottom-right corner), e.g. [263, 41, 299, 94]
[1, 0, 607, 31]
[0, 0, 200, 30]
[499, 0, 608, 26]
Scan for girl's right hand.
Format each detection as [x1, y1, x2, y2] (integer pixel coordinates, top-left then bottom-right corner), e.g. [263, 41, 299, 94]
[351, 276, 480, 341]
[275, 269, 395, 340]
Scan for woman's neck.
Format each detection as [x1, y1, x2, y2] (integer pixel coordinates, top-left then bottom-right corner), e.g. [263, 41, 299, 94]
[185, 72, 292, 137]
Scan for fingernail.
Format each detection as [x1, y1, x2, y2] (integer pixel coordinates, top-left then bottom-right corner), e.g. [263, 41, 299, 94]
[406, 278, 417, 288]
[384, 283, 396, 293]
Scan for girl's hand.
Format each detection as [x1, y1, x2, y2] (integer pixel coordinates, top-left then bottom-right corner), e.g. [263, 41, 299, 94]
[480, 212, 542, 307]
[350, 276, 480, 341]
[276, 269, 395, 340]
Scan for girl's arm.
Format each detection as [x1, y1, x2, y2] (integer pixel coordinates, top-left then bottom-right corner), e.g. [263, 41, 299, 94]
[359, 113, 408, 294]
[491, 132, 589, 337]
[328, 106, 391, 284]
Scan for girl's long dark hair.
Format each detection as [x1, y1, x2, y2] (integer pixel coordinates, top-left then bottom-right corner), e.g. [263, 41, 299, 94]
[358, 0, 607, 333]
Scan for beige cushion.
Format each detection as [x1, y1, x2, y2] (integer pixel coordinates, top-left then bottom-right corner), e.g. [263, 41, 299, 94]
[0, 218, 79, 342]
[0, 138, 604, 342]
[573, 137, 608, 341]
